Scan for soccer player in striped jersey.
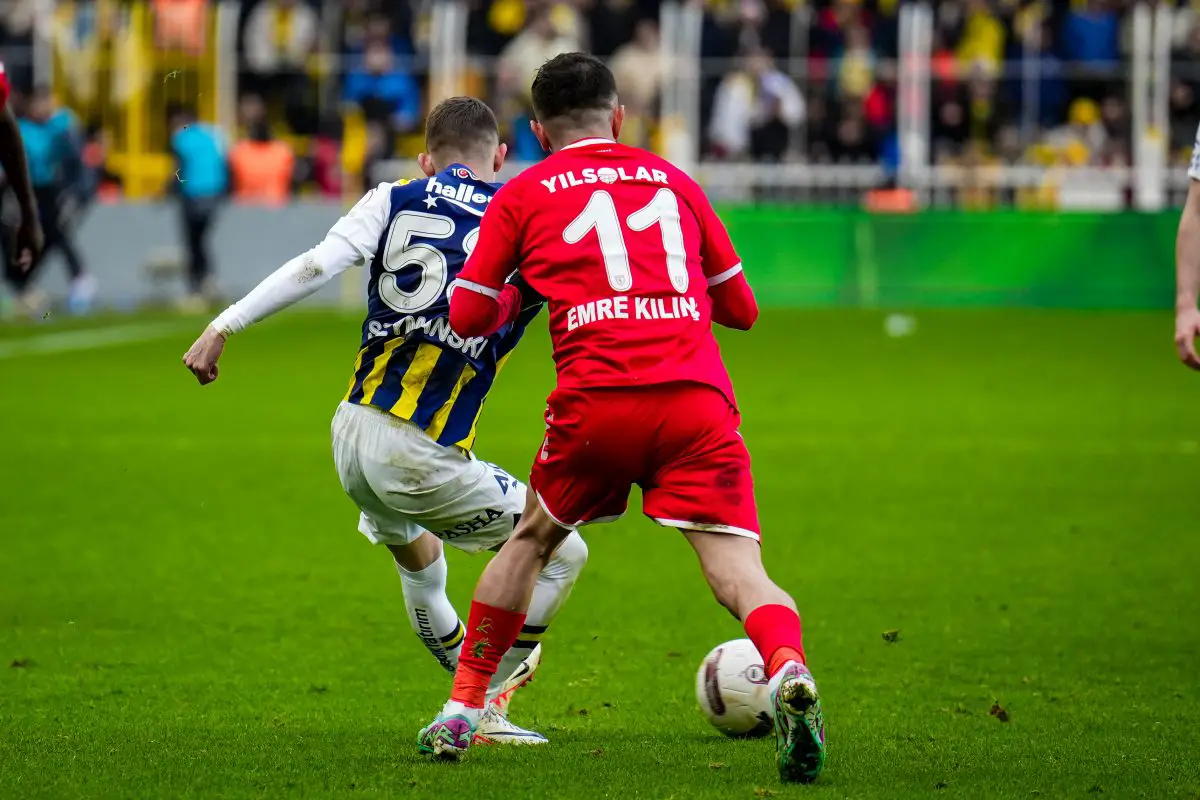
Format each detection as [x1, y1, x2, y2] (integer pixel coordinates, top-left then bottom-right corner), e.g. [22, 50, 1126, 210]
[182, 97, 588, 745]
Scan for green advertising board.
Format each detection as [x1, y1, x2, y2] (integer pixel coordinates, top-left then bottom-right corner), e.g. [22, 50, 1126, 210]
[721, 209, 1178, 309]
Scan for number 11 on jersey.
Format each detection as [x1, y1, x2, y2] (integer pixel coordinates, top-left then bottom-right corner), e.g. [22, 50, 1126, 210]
[563, 188, 690, 294]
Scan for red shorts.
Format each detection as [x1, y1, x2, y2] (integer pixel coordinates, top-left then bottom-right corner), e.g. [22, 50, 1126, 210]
[530, 383, 760, 539]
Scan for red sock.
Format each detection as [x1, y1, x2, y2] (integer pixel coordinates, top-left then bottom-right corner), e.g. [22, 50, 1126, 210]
[744, 604, 806, 677]
[450, 601, 526, 709]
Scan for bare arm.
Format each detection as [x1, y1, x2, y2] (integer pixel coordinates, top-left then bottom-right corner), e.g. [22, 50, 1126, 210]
[1175, 181, 1200, 370]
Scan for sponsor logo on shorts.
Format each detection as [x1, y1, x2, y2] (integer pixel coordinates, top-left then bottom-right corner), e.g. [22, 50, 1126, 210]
[434, 508, 504, 540]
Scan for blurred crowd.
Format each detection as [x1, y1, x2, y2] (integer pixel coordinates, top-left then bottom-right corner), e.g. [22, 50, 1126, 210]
[0, 0, 1196, 203]
[699, 0, 1142, 172]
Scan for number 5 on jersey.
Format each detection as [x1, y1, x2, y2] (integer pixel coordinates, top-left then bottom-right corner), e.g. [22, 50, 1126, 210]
[379, 210, 479, 314]
[563, 188, 689, 294]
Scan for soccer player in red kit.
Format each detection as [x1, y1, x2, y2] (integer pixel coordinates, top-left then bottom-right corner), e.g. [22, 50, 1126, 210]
[0, 60, 44, 275]
[417, 53, 826, 783]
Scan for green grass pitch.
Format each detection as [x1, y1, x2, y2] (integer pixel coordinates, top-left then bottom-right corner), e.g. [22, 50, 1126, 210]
[2, 308, 1198, 799]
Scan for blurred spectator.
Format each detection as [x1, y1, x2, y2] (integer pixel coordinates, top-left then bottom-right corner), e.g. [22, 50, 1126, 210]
[153, 0, 208, 55]
[931, 31, 960, 88]
[243, 0, 318, 133]
[589, 0, 647, 57]
[496, 6, 579, 160]
[0, 0, 42, 91]
[339, 0, 373, 54]
[1061, 0, 1121, 104]
[1009, 21, 1067, 131]
[610, 17, 664, 149]
[1061, 0, 1120, 68]
[81, 122, 120, 201]
[834, 25, 876, 100]
[709, 48, 804, 161]
[496, 7, 579, 107]
[1044, 97, 1106, 164]
[238, 92, 268, 137]
[168, 103, 228, 308]
[956, 0, 1005, 78]
[467, 0, 524, 56]
[230, 121, 294, 205]
[712, 0, 794, 63]
[828, 104, 877, 163]
[933, 65, 1009, 161]
[17, 87, 93, 314]
[343, 11, 415, 67]
[344, 40, 421, 136]
[933, 93, 969, 154]
[862, 60, 896, 138]
[811, 0, 865, 60]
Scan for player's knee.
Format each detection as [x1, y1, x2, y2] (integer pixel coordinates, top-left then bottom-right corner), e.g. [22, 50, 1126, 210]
[544, 531, 588, 582]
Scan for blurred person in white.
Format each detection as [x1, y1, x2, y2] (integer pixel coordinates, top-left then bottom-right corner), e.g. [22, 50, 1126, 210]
[243, 0, 319, 133]
[1044, 97, 1106, 164]
[609, 17, 663, 149]
[709, 47, 804, 161]
[496, 5, 580, 107]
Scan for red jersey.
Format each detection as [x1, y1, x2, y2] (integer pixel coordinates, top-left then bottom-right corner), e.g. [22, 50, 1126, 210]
[455, 139, 749, 407]
[0, 61, 10, 109]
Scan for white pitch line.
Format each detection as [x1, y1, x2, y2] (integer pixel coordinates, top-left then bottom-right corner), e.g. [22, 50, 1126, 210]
[0, 321, 188, 360]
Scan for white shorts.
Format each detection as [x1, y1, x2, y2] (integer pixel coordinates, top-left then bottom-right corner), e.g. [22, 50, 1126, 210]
[330, 402, 526, 554]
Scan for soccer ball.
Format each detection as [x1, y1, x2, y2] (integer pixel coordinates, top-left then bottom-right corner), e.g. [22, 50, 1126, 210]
[695, 638, 773, 738]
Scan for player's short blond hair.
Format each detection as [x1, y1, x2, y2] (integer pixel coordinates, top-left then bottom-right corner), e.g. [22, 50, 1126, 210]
[425, 97, 499, 159]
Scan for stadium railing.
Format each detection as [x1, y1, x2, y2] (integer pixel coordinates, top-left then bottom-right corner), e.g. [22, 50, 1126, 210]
[4, 0, 1188, 210]
[372, 1, 1176, 212]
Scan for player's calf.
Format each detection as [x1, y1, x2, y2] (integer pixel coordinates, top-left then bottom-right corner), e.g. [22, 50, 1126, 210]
[486, 530, 587, 706]
[390, 538, 467, 673]
[684, 528, 825, 780]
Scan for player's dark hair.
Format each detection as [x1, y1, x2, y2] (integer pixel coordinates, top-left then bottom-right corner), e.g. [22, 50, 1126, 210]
[531, 52, 618, 127]
[424, 96, 499, 159]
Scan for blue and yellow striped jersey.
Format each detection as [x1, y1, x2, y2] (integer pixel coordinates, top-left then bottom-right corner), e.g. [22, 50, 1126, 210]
[343, 165, 541, 450]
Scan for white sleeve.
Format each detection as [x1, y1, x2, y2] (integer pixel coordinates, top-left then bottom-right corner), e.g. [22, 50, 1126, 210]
[210, 183, 393, 336]
[1190, 124, 1200, 181]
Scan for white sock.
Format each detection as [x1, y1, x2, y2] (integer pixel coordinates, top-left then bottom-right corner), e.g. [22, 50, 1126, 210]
[441, 699, 484, 724]
[396, 554, 464, 674]
[487, 531, 589, 700]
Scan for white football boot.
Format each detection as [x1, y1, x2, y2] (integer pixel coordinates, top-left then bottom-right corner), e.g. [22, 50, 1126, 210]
[473, 644, 548, 746]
